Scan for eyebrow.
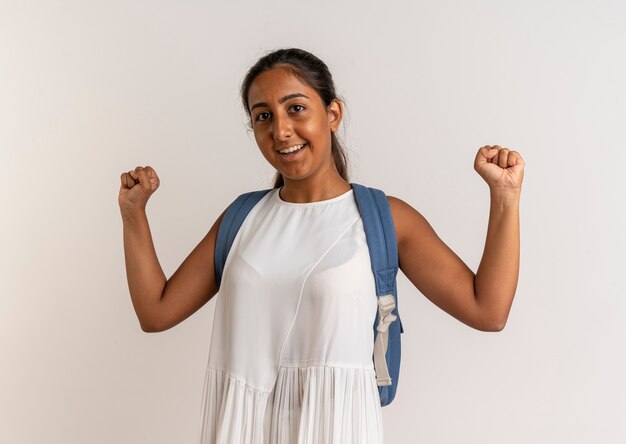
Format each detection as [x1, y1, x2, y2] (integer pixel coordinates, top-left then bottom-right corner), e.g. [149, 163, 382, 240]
[250, 93, 310, 112]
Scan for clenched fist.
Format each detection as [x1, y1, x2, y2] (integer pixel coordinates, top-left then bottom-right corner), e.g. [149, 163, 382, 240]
[474, 145, 524, 198]
[118, 166, 160, 212]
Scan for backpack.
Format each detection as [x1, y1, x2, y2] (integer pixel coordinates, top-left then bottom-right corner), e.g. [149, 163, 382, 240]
[213, 182, 405, 406]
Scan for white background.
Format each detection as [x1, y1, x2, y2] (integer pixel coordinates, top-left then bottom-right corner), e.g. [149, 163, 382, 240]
[1, 0, 624, 442]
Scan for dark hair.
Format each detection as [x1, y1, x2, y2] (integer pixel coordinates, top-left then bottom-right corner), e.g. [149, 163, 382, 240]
[239, 48, 349, 188]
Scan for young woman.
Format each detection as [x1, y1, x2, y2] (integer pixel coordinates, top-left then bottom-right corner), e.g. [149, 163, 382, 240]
[119, 47, 524, 443]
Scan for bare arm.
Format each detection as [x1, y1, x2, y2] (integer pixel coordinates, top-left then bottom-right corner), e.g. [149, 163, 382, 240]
[474, 190, 520, 331]
[121, 207, 167, 332]
[388, 196, 489, 331]
[388, 191, 520, 332]
[390, 145, 523, 332]
[121, 207, 226, 332]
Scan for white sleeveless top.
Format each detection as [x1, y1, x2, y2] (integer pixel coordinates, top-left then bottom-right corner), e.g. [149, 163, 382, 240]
[198, 186, 384, 444]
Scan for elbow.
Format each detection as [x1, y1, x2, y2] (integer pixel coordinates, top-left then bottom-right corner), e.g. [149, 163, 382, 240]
[141, 323, 160, 333]
[483, 317, 507, 332]
[140, 320, 160, 333]
[139, 316, 165, 333]
[490, 321, 506, 332]
[474, 307, 507, 332]
[474, 296, 508, 332]
[137, 304, 168, 333]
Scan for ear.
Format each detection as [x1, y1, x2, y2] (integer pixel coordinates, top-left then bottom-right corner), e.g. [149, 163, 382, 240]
[327, 99, 343, 133]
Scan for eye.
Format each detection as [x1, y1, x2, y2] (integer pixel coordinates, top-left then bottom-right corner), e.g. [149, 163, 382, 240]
[255, 111, 270, 122]
[254, 104, 306, 122]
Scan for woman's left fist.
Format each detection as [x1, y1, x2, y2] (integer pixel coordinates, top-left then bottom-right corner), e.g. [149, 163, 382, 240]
[474, 145, 525, 192]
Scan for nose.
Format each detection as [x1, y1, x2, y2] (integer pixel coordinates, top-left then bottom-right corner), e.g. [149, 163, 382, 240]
[272, 111, 293, 141]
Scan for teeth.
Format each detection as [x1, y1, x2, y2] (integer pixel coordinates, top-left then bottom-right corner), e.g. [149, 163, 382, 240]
[279, 143, 306, 154]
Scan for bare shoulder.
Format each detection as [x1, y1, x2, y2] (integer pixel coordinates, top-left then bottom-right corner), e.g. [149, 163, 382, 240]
[386, 193, 444, 264]
[385, 194, 488, 331]
[386, 195, 431, 247]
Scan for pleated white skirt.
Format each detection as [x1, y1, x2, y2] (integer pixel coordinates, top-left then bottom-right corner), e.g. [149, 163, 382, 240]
[198, 187, 385, 443]
[198, 365, 384, 444]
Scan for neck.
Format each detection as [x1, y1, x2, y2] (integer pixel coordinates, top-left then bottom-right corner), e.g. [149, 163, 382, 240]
[280, 172, 351, 204]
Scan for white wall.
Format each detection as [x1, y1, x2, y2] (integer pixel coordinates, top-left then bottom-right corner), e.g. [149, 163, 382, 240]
[1, 0, 624, 442]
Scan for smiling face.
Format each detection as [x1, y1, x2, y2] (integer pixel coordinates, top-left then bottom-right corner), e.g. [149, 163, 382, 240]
[247, 66, 343, 184]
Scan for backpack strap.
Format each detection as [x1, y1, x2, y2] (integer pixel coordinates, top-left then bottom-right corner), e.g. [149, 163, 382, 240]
[214, 183, 404, 406]
[214, 189, 273, 289]
[351, 182, 403, 404]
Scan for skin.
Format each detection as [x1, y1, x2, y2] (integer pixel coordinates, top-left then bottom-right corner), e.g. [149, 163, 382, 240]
[245, 66, 522, 332]
[129, 66, 522, 333]
[247, 65, 352, 203]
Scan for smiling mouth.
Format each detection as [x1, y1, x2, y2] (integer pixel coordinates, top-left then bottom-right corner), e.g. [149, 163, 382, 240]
[277, 143, 308, 155]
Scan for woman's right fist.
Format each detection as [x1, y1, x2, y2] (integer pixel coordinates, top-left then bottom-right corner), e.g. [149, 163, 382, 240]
[119, 166, 160, 211]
